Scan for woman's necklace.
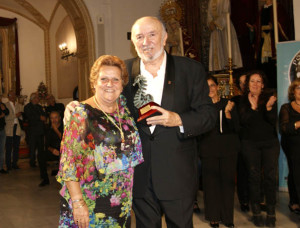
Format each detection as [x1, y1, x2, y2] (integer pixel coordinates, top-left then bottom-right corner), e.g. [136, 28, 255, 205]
[93, 96, 125, 150]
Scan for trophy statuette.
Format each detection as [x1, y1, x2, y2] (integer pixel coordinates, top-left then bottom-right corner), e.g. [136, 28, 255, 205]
[133, 74, 161, 122]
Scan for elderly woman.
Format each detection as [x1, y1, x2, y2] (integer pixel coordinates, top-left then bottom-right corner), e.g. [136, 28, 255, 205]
[57, 55, 144, 228]
[238, 70, 279, 227]
[199, 76, 239, 228]
[279, 78, 300, 215]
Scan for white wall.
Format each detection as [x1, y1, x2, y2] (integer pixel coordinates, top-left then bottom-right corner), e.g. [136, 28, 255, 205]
[83, 0, 163, 60]
[0, 9, 45, 100]
[293, 0, 300, 40]
[49, 5, 74, 105]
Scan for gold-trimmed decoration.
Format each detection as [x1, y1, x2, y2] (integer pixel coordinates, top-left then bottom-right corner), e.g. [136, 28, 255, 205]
[160, 0, 183, 24]
[160, 0, 199, 60]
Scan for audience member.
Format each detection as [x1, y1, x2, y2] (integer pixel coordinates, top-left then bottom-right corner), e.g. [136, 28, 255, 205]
[45, 94, 65, 121]
[238, 70, 279, 227]
[45, 111, 63, 176]
[5, 91, 23, 170]
[232, 74, 250, 212]
[57, 55, 144, 227]
[279, 78, 300, 215]
[199, 76, 239, 228]
[24, 92, 48, 187]
[0, 95, 9, 174]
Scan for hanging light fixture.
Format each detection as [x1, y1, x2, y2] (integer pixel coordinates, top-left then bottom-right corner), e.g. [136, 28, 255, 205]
[58, 42, 76, 60]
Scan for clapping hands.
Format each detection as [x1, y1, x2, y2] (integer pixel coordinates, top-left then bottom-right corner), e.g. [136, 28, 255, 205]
[266, 95, 277, 111]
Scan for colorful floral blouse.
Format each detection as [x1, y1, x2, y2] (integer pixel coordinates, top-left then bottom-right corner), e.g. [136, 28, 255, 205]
[57, 95, 143, 227]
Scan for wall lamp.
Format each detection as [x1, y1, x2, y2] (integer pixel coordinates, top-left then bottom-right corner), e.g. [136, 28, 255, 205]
[58, 43, 76, 60]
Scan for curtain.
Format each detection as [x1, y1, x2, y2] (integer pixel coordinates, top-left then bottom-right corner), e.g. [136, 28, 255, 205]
[0, 17, 20, 95]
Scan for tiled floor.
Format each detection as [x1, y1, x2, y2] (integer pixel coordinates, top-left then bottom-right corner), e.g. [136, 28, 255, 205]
[0, 158, 299, 228]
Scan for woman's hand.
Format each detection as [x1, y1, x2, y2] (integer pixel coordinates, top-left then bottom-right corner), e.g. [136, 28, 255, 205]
[65, 181, 89, 228]
[73, 202, 89, 228]
[295, 120, 300, 130]
[225, 101, 235, 113]
[266, 95, 277, 111]
[248, 93, 258, 110]
[225, 101, 235, 119]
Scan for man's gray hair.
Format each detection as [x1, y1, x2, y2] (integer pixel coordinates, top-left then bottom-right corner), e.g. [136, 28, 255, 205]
[30, 92, 38, 101]
[131, 16, 167, 39]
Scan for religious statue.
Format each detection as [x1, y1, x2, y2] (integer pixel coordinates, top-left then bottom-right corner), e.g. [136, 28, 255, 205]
[246, 0, 289, 88]
[165, 18, 184, 56]
[207, 0, 243, 72]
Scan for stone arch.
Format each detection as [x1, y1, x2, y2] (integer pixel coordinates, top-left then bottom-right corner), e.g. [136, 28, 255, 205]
[59, 0, 95, 100]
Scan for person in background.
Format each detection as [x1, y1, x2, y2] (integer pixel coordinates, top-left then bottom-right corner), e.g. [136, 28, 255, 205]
[45, 111, 63, 176]
[24, 92, 48, 187]
[279, 78, 300, 215]
[57, 55, 143, 227]
[199, 76, 239, 228]
[0, 95, 9, 174]
[232, 74, 250, 212]
[5, 91, 23, 170]
[46, 94, 65, 122]
[238, 70, 279, 227]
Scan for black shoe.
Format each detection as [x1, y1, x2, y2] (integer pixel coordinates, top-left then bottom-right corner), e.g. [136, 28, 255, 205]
[288, 204, 300, 215]
[193, 201, 201, 214]
[265, 215, 276, 227]
[39, 180, 50, 187]
[240, 203, 250, 212]
[0, 169, 8, 174]
[253, 215, 264, 227]
[209, 222, 219, 227]
[224, 223, 234, 228]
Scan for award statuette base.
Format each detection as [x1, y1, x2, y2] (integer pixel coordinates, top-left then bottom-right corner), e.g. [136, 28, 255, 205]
[137, 102, 162, 123]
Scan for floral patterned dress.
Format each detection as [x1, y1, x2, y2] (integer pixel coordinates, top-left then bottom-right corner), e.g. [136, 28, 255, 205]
[56, 95, 143, 228]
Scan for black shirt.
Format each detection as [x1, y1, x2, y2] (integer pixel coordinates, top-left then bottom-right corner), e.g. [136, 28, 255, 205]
[238, 94, 277, 141]
[0, 103, 9, 130]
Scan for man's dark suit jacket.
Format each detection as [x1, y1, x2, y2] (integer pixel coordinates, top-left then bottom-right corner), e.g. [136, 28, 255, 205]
[24, 102, 46, 136]
[123, 54, 216, 200]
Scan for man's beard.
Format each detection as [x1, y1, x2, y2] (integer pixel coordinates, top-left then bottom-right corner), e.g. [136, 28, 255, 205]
[136, 44, 164, 62]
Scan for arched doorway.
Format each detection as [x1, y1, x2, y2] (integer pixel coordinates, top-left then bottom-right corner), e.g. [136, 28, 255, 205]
[59, 0, 95, 100]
